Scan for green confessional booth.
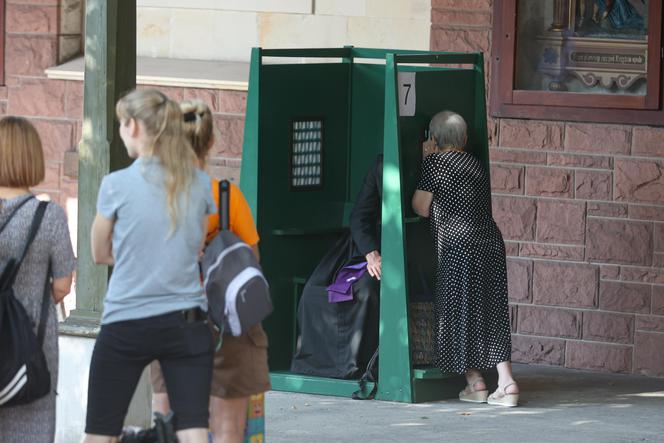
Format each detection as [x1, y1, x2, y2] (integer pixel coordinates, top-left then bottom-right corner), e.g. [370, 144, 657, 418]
[239, 47, 490, 403]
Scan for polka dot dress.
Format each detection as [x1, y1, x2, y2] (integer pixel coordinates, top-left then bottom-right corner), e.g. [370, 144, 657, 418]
[417, 151, 512, 374]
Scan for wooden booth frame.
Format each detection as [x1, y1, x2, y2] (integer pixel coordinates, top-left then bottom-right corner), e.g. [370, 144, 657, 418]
[491, 0, 664, 125]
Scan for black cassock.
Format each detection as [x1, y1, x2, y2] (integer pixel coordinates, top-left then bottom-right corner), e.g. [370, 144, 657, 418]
[290, 156, 383, 379]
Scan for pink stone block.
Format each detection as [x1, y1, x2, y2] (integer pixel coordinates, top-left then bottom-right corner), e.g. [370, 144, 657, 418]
[492, 196, 536, 241]
[656, 224, 664, 251]
[586, 218, 653, 266]
[65, 81, 83, 119]
[35, 162, 60, 192]
[218, 91, 247, 115]
[504, 241, 519, 256]
[582, 311, 634, 344]
[536, 200, 586, 244]
[565, 123, 630, 154]
[431, 28, 490, 53]
[30, 119, 75, 161]
[599, 281, 651, 314]
[600, 265, 621, 280]
[491, 165, 523, 194]
[533, 261, 598, 308]
[628, 205, 664, 221]
[636, 315, 664, 333]
[525, 166, 573, 198]
[547, 153, 612, 169]
[509, 305, 518, 333]
[566, 341, 632, 373]
[211, 115, 244, 158]
[652, 286, 664, 315]
[431, 10, 491, 27]
[575, 170, 612, 201]
[634, 332, 664, 376]
[632, 126, 664, 158]
[432, 0, 491, 9]
[519, 243, 585, 261]
[489, 147, 547, 165]
[9, 78, 66, 117]
[499, 120, 563, 150]
[511, 334, 565, 366]
[4, 35, 58, 76]
[6, 4, 58, 34]
[507, 258, 531, 303]
[587, 202, 627, 218]
[615, 159, 664, 204]
[621, 267, 664, 284]
[654, 253, 664, 268]
[518, 306, 581, 338]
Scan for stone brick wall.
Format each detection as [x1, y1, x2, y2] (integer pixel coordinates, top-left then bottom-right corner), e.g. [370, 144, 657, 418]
[2, 0, 84, 210]
[1, 3, 247, 210]
[431, 0, 664, 376]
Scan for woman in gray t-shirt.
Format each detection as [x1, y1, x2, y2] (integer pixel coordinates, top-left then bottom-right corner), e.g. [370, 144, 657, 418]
[83, 90, 214, 443]
[0, 116, 76, 443]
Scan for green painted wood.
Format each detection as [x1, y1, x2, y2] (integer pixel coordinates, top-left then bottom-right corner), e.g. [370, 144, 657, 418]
[270, 372, 373, 398]
[376, 53, 413, 403]
[68, 0, 136, 326]
[243, 47, 491, 403]
[395, 52, 482, 65]
[239, 47, 261, 218]
[261, 48, 351, 59]
[412, 368, 456, 380]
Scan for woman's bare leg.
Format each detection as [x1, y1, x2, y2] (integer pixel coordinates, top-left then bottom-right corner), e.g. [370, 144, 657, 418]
[496, 361, 519, 394]
[210, 396, 249, 443]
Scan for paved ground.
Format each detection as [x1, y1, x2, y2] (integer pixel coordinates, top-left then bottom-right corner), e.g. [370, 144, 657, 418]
[264, 364, 664, 443]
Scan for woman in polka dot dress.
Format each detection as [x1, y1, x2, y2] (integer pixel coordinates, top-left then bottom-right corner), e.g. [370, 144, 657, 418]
[412, 111, 519, 407]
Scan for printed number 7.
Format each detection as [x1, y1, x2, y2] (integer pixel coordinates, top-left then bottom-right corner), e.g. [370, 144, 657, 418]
[403, 83, 412, 105]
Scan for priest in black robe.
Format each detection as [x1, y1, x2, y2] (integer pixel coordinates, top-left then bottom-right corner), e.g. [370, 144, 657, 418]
[290, 156, 383, 379]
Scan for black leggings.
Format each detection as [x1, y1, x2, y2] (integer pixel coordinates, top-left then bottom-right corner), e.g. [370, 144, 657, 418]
[85, 309, 213, 436]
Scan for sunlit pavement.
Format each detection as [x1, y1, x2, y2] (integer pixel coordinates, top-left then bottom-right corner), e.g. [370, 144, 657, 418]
[265, 364, 664, 443]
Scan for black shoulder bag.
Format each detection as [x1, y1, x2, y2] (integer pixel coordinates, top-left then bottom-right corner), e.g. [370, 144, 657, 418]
[0, 199, 52, 407]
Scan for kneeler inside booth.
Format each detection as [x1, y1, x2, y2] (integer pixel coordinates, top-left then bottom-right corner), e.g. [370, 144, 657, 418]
[239, 47, 492, 403]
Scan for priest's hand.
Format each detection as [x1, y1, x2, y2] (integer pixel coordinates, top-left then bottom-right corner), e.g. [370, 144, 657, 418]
[366, 250, 382, 280]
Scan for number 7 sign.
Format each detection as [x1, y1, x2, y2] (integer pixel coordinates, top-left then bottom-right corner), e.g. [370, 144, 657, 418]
[398, 72, 416, 116]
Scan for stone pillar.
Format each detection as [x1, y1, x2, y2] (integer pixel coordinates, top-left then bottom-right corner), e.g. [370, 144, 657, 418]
[65, 0, 135, 328]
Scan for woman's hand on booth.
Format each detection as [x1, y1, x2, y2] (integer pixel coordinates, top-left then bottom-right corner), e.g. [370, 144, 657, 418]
[366, 250, 382, 280]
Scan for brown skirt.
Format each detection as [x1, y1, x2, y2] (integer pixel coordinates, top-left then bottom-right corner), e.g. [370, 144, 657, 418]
[151, 324, 271, 399]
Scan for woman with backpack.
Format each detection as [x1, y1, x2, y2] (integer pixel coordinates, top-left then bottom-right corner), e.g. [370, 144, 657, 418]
[83, 90, 215, 443]
[0, 116, 76, 442]
[150, 99, 270, 443]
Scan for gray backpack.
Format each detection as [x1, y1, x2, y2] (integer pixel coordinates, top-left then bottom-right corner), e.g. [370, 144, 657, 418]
[201, 180, 272, 336]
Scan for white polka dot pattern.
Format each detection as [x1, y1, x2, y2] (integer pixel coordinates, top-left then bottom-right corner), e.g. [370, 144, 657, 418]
[417, 151, 512, 374]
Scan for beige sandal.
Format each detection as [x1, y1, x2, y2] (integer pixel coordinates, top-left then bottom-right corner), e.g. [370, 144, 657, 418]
[487, 382, 519, 407]
[459, 380, 488, 403]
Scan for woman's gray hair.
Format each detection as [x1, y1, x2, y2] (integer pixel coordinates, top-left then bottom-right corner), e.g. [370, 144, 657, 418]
[429, 111, 467, 149]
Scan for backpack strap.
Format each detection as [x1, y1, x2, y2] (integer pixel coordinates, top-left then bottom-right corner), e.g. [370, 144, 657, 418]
[352, 347, 379, 400]
[37, 263, 52, 347]
[218, 180, 230, 231]
[0, 195, 34, 236]
[3, 201, 48, 290]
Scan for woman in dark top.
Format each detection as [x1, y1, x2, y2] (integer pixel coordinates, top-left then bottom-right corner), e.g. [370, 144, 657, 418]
[412, 111, 519, 407]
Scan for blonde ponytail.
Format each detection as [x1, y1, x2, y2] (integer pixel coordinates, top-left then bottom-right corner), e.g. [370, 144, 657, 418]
[116, 89, 198, 231]
[180, 99, 214, 165]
